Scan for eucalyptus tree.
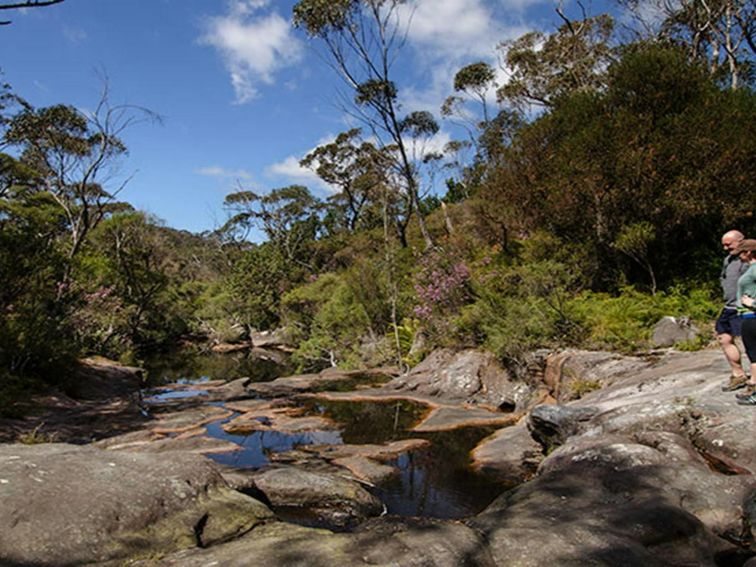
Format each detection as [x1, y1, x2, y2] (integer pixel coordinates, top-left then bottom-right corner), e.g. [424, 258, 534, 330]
[223, 184, 323, 269]
[3, 90, 157, 264]
[442, 61, 498, 140]
[498, 14, 617, 110]
[620, 0, 754, 89]
[292, 0, 435, 249]
[300, 128, 388, 233]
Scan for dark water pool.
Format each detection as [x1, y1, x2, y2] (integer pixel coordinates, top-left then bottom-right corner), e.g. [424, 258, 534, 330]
[140, 347, 291, 386]
[304, 399, 505, 519]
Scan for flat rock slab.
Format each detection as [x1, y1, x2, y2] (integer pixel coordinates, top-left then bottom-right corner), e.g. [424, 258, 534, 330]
[248, 368, 396, 397]
[539, 432, 755, 540]
[0, 443, 272, 566]
[384, 348, 532, 410]
[222, 403, 337, 435]
[251, 467, 383, 529]
[471, 420, 544, 484]
[470, 435, 740, 566]
[117, 432, 242, 455]
[329, 455, 397, 484]
[295, 439, 431, 483]
[569, 349, 756, 474]
[412, 405, 519, 432]
[0, 397, 149, 445]
[69, 356, 144, 400]
[150, 405, 233, 434]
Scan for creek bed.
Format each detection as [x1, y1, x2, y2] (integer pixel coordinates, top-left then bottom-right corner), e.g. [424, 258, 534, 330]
[141, 353, 508, 521]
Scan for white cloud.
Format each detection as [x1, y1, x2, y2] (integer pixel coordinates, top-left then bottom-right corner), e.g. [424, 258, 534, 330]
[196, 165, 254, 181]
[200, 1, 302, 103]
[394, 0, 532, 116]
[62, 26, 88, 43]
[266, 155, 338, 195]
[399, 0, 498, 57]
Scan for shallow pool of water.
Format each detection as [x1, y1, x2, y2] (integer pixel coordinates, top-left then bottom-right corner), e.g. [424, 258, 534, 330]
[202, 398, 505, 519]
[139, 351, 508, 520]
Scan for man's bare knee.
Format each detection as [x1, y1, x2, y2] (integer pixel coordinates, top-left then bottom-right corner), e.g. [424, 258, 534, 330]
[718, 333, 734, 347]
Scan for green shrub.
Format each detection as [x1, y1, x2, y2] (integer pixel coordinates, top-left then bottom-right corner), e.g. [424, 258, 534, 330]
[283, 273, 375, 371]
[568, 285, 718, 352]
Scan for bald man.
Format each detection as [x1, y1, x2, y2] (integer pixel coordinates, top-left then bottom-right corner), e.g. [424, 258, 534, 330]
[718, 230, 750, 390]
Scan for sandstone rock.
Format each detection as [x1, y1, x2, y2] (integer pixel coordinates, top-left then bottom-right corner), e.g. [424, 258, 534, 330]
[528, 404, 599, 449]
[652, 316, 701, 348]
[0, 444, 272, 566]
[471, 421, 544, 484]
[541, 349, 656, 402]
[251, 328, 290, 349]
[155, 517, 490, 567]
[539, 433, 753, 541]
[248, 367, 395, 397]
[411, 404, 519, 432]
[68, 356, 144, 400]
[222, 402, 337, 435]
[150, 405, 233, 434]
[471, 437, 739, 566]
[568, 349, 756, 474]
[250, 467, 383, 529]
[386, 348, 530, 409]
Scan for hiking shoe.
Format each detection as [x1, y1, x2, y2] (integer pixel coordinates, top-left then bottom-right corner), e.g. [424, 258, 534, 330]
[722, 374, 748, 391]
[735, 384, 756, 400]
[736, 390, 756, 405]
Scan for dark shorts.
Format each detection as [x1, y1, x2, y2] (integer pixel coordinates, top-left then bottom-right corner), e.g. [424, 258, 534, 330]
[742, 318, 756, 363]
[715, 308, 743, 337]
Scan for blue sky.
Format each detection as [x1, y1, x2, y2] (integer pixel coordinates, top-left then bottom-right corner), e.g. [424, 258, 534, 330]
[0, 0, 615, 234]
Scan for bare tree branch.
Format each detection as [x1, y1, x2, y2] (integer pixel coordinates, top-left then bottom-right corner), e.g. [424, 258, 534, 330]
[0, 0, 64, 25]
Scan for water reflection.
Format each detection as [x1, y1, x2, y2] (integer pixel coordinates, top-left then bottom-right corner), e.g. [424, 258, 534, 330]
[143, 389, 209, 403]
[141, 347, 291, 386]
[139, 349, 507, 519]
[377, 428, 505, 519]
[303, 399, 505, 519]
[204, 413, 343, 469]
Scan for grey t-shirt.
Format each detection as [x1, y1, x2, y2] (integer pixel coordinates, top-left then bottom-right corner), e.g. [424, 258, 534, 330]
[722, 254, 748, 308]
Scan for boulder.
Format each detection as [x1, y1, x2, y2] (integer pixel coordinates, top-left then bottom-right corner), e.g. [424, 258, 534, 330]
[249, 467, 384, 529]
[0, 444, 272, 566]
[652, 316, 701, 348]
[539, 433, 754, 541]
[539, 349, 656, 402]
[528, 404, 599, 449]
[67, 356, 143, 400]
[470, 420, 544, 484]
[386, 349, 530, 410]
[471, 434, 741, 566]
[251, 328, 291, 349]
[568, 349, 756, 474]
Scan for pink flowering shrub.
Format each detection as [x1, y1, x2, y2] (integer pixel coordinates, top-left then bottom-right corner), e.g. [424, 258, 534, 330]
[412, 249, 472, 341]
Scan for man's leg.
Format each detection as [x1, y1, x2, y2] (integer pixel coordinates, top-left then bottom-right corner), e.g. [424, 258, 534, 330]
[718, 332, 747, 378]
